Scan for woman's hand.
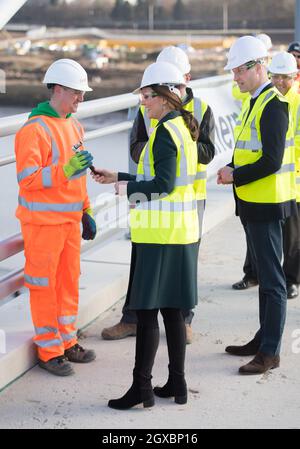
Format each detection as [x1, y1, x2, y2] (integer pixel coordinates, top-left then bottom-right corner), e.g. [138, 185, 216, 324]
[114, 181, 128, 196]
[91, 169, 117, 184]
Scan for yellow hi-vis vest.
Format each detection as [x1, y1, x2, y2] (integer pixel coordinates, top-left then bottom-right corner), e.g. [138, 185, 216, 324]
[233, 86, 296, 204]
[285, 85, 300, 202]
[140, 96, 208, 200]
[130, 115, 199, 245]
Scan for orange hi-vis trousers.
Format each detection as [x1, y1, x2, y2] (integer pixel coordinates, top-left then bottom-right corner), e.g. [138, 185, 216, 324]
[21, 222, 81, 362]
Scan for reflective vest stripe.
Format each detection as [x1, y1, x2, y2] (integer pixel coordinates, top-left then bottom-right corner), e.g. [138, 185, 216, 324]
[137, 199, 197, 212]
[24, 274, 49, 287]
[195, 172, 207, 180]
[19, 196, 83, 212]
[22, 117, 60, 165]
[276, 163, 295, 174]
[35, 338, 63, 348]
[35, 326, 58, 335]
[42, 166, 52, 187]
[235, 137, 295, 151]
[61, 331, 77, 341]
[192, 97, 203, 123]
[58, 315, 77, 325]
[17, 166, 39, 183]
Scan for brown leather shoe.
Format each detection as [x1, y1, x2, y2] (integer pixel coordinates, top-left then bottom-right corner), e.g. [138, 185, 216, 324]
[225, 339, 260, 356]
[239, 352, 280, 375]
[185, 324, 193, 345]
[101, 322, 137, 340]
[232, 277, 258, 290]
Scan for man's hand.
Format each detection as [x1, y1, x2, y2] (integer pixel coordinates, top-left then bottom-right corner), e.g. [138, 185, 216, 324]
[91, 169, 117, 184]
[217, 166, 234, 185]
[82, 207, 97, 240]
[63, 151, 93, 178]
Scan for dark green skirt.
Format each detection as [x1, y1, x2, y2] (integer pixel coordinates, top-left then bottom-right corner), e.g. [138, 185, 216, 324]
[128, 241, 199, 310]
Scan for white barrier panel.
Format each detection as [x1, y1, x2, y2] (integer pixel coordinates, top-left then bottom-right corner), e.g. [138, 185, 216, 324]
[190, 76, 241, 179]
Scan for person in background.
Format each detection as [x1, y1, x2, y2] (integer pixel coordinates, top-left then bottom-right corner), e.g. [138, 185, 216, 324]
[101, 45, 215, 344]
[15, 59, 97, 376]
[267, 52, 300, 299]
[93, 61, 200, 409]
[218, 36, 296, 374]
[287, 41, 300, 91]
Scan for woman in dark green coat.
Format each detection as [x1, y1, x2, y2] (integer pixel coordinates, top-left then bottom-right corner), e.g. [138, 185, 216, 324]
[92, 61, 200, 410]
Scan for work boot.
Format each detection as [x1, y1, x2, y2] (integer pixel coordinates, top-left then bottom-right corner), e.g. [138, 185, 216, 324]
[225, 338, 260, 356]
[232, 277, 258, 290]
[101, 322, 137, 340]
[185, 324, 193, 345]
[239, 352, 280, 375]
[38, 355, 74, 376]
[64, 343, 96, 363]
[287, 284, 299, 299]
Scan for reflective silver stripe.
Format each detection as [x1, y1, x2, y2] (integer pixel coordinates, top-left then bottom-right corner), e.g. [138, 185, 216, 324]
[17, 166, 39, 183]
[276, 163, 295, 174]
[295, 130, 300, 136]
[296, 178, 300, 184]
[143, 140, 152, 180]
[143, 110, 151, 136]
[236, 138, 293, 152]
[22, 117, 60, 164]
[42, 166, 52, 188]
[35, 338, 62, 348]
[58, 315, 76, 325]
[193, 98, 203, 123]
[35, 326, 57, 335]
[195, 172, 207, 180]
[165, 121, 194, 186]
[19, 196, 83, 212]
[61, 331, 77, 341]
[137, 199, 197, 212]
[235, 140, 262, 151]
[136, 173, 145, 182]
[24, 274, 49, 287]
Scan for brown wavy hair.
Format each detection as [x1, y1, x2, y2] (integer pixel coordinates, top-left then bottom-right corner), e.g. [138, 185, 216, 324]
[151, 84, 199, 141]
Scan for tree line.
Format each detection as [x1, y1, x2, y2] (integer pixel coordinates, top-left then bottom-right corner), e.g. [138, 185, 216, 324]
[14, 0, 294, 30]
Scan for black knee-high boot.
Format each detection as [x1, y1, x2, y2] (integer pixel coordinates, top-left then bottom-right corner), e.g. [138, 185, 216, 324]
[108, 325, 159, 410]
[154, 317, 187, 404]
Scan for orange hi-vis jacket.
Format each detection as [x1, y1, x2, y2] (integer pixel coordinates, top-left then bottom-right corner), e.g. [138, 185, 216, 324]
[15, 114, 90, 225]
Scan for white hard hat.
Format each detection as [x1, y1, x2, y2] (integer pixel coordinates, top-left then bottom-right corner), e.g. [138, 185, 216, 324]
[269, 51, 298, 75]
[256, 33, 272, 51]
[43, 58, 92, 91]
[133, 61, 185, 94]
[156, 45, 191, 75]
[224, 36, 268, 70]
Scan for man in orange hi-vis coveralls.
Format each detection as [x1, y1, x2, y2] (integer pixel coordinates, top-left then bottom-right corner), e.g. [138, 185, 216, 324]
[15, 59, 97, 376]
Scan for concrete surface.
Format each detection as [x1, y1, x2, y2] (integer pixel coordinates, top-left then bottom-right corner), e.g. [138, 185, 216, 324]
[0, 190, 300, 429]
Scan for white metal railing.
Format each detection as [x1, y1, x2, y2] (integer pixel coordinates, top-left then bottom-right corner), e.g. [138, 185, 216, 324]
[0, 74, 234, 301]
